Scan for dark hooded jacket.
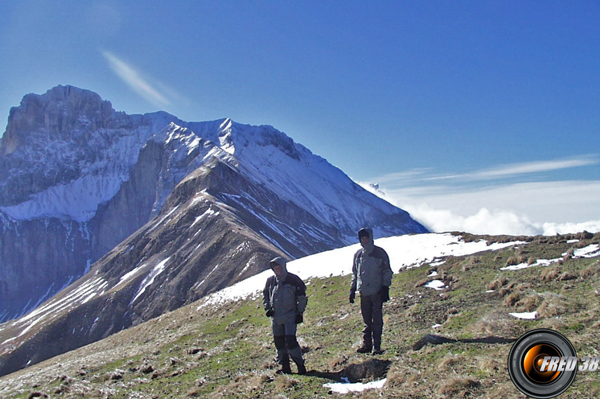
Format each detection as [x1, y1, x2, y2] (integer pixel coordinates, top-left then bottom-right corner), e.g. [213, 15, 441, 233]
[351, 228, 392, 297]
[263, 257, 308, 324]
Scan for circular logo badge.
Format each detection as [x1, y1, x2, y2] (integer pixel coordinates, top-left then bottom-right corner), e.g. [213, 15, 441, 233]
[508, 329, 577, 398]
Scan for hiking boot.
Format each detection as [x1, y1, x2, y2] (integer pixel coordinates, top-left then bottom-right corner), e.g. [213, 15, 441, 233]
[276, 355, 292, 374]
[357, 345, 372, 354]
[276, 364, 292, 374]
[297, 363, 307, 375]
[372, 347, 384, 355]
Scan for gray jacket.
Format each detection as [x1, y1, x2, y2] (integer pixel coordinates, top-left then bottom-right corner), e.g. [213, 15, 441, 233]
[351, 228, 392, 297]
[263, 257, 308, 324]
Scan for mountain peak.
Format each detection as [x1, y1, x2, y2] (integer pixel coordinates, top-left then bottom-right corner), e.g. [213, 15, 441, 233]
[0, 85, 115, 156]
[0, 86, 427, 374]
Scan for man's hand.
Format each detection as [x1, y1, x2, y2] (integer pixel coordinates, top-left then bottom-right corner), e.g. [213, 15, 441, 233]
[295, 313, 304, 324]
[266, 309, 274, 317]
[380, 286, 390, 302]
[349, 291, 355, 304]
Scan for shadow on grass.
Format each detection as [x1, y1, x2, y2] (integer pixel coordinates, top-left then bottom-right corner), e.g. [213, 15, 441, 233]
[306, 358, 392, 383]
[413, 334, 517, 350]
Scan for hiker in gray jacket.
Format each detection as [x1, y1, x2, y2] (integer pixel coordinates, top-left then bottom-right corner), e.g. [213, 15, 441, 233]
[349, 228, 392, 355]
[263, 257, 307, 374]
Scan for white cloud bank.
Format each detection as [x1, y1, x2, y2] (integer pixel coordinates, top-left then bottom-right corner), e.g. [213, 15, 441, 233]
[361, 156, 600, 236]
[402, 202, 600, 236]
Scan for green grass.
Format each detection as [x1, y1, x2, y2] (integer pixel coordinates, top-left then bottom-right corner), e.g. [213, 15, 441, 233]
[1, 233, 599, 398]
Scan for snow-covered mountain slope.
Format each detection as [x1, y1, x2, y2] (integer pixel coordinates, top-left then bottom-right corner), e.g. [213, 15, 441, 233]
[200, 119, 419, 242]
[0, 84, 429, 371]
[0, 86, 427, 324]
[0, 86, 421, 236]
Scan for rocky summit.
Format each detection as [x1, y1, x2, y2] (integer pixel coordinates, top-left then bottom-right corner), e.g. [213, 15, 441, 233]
[0, 85, 427, 376]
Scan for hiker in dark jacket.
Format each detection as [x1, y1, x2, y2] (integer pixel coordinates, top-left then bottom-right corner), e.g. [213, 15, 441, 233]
[263, 257, 308, 374]
[349, 228, 392, 355]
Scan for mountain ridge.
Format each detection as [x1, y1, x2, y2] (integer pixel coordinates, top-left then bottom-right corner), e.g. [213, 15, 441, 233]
[0, 85, 427, 375]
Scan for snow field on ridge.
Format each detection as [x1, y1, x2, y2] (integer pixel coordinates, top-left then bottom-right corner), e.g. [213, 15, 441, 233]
[199, 232, 522, 309]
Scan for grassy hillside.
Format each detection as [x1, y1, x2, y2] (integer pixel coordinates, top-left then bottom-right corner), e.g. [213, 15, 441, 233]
[1, 232, 599, 398]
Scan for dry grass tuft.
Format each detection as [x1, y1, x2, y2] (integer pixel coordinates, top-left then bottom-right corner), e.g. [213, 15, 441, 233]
[558, 272, 578, 281]
[537, 292, 568, 318]
[541, 267, 560, 281]
[438, 355, 464, 371]
[274, 375, 299, 390]
[385, 361, 426, 392]
[436, 376, 480, 396]
[461, 256, 479, 272]
[515, 292, 541, 312]
[503, 291, 522, 308]
[414, 278, 430, 288]
[505, 255, 527, 267]
[328, 355, 348, 371]
[486, 277, 508, 291]
[477, 355, 503, 374]
[470, 312, 520, 337]
[580, 265, 600, 279]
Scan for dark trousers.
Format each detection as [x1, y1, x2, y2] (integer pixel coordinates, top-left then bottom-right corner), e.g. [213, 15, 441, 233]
[272, 321, 304, 367]
[360, 293, 383, 349]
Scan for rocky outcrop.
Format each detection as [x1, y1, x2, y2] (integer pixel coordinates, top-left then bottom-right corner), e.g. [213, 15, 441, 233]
[0, 87, 182, 321]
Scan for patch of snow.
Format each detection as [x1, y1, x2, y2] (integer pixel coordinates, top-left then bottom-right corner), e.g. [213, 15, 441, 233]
[324, 378, 387, 394]
[190, 207, 217, 228]
[259, 229, 294, 259]
[147, 206, 180, 232]
[425, 280, 446, 291]
[0, 174, 125, 222]
[118, 264, 147, 286]
[193, 263, 221, 291]
[239, 255, 255, 276]
[510, 311, 538, 320]
[501, 258, 562, 271]
[14, 277, 108, 338]
[131, 258, 171, 304]
[572, 244, 600, 258]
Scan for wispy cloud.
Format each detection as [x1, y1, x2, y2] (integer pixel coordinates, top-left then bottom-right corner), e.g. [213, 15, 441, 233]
[100, 50, 172, 109]
[472, 155, 599, 179]
[371, 155, 600, 187]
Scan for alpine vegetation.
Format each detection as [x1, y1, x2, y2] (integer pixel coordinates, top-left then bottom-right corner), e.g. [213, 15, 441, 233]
[1, 231, 598, 398]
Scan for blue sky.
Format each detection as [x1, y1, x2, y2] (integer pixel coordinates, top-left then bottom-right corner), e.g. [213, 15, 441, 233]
[1, 1, 599, 234]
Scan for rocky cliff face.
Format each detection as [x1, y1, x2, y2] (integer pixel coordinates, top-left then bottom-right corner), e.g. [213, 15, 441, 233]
[0, 86, 183, 321]
[0, 85, 427, 376]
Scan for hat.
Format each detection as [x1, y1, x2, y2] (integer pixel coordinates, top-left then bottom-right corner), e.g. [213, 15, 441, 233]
[358, 228, 370, 240]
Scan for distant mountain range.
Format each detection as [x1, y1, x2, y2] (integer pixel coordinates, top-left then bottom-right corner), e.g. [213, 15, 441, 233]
[0, 85, 426, 376]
